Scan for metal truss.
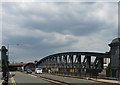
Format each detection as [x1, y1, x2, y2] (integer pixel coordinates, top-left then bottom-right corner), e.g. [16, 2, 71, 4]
[36, 52, 110, 76]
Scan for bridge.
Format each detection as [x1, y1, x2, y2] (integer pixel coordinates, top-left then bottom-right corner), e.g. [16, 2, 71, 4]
[0, 38, 120, 85]
[35, 38, 120, 79]
[8, 63, 26, 71]
[36, 52, 110, 76]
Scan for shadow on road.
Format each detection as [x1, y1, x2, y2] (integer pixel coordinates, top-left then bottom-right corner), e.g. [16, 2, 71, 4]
[9, 74, 15, 78]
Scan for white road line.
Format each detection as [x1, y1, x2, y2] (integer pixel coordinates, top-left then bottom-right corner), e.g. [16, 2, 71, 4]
[28, 74, 37, 78]
[27, 73, 66, 84]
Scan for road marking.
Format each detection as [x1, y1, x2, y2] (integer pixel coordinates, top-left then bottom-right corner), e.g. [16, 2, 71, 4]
[43, 73, 100, 83]
[26, 74, 59, 83]
[51, 74, 119, 84]
[38, 76, 68, 85]
[25, 73, 68, 85]
[28, 74, 37, 78]
[11, 77, 15, 84]
[10, 72, 16, 85]
[0, 80, 4, 85]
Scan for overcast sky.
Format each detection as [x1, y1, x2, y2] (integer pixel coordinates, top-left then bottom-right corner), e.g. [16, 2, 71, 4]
[1, 2, 118, 63]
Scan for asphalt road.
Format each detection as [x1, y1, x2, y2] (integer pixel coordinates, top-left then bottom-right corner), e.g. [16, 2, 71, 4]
[11, 72, 51, 85]
[11, 72, 115, 85]
[33, 73, 115, 85]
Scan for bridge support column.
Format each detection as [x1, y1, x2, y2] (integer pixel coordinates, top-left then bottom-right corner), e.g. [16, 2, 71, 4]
[109, 38, 120, 80]
[63, 55, 67, 74]
[86, 56, 91, 69]
[98, 58, 103, 70]
[86, 56, 91, 76]
[77, 55, 81, 76]
[58, 55, 62, 74]
[68, 55, 74, 75]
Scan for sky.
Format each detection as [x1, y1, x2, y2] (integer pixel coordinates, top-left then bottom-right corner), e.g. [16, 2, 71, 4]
[1, 1, 118, 63]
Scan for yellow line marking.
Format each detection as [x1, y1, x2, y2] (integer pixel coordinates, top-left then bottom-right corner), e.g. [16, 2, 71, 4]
[11, 77, 15, 83]
[10, 72, 16, 85]
[25, 73, 62, 84]
[0, 80, 4, 85]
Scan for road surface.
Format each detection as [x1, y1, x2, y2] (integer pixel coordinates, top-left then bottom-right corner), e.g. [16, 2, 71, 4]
[11, 72, 51, 85]
[10, 72, 115, 85]
[33, 73, 114, 85]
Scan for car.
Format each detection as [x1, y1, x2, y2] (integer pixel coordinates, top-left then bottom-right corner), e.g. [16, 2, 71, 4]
[35, 68, 42, 74]
[21, 66, 24, 72]
[26, 69, 32, 74]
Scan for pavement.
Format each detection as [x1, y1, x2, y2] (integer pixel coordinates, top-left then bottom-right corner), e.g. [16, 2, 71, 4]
[0, 72, 3, 85]
[88, 77, 119, 84]
[50, 73, 119, 84]
[54, 73, 119, 84]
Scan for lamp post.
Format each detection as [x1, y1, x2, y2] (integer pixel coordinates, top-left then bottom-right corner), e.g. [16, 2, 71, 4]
[1, 46, 9, 85]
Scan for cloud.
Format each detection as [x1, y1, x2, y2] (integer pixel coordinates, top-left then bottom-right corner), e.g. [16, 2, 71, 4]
[3, 2, 117, 36]
[0, 3, 2, 59]
[2, 2, 118, 62]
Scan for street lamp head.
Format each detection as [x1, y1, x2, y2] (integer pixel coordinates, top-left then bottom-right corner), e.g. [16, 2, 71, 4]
[1, 46, 8, 52]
